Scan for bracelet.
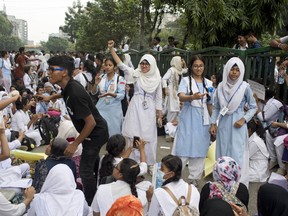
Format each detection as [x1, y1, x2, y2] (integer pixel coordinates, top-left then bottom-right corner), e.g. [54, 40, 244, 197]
[278, 43, 282, 48]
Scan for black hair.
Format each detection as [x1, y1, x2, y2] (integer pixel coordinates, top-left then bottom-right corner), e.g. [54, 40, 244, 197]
[265, 86, 276, 101]
[0, 86, 6, 92]
[83, 59, 97, 77]
[247, 119, 266, 142]
[19, 47, 25, 53]
[87, 54, 95, 62]
[15, 97, 29, 110]
[187, 55, 211, 102]
[36, 85, 44, 93]
[24, 65, 31, 74]
[99, 134, 126, 181]
[168, 36, 175, 41]
[50, 138, 69, 158]
[119, 158, 140, 197]
[161, 154, 182, 186]
[1, 50, 8, 58]
[105, 56, 117, 67]
[154, 36, 161, 42]
[47, 55, 75, 77]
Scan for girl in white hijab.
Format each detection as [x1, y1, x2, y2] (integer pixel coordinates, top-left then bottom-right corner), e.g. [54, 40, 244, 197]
[210, 57, 257, 187]
[162, 56, 186, 123]
[27, 164, 89, 216]
[108, 40, 162, 168]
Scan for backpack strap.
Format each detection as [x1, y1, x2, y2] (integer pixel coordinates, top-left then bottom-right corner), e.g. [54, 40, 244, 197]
[162, 183, 192, 205]
[162, 186, 179, 205]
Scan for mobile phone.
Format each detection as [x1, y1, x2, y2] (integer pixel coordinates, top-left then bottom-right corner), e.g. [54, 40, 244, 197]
[133, 136, 140, 148]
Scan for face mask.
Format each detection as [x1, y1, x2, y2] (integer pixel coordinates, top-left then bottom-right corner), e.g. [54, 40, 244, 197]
[155, 170, 166, 187]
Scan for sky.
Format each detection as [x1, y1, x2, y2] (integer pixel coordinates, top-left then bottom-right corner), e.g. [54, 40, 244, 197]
[1, 0, 89, 44]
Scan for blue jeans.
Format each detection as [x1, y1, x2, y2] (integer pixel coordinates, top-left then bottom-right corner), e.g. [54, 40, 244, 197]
[80, 137, 105, 205]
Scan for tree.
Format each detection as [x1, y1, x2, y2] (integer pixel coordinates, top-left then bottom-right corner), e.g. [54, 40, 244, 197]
[42, 37, 69, 52]
[159, 0, 288, 48]
[0, 12, 23, 50]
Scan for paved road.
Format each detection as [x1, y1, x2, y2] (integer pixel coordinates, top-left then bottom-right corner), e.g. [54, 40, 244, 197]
[35, 135, 262, 215]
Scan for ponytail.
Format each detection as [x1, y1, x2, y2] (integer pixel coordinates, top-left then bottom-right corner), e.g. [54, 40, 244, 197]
[202, 77, 211, 102]
[99, 153, 114, 181]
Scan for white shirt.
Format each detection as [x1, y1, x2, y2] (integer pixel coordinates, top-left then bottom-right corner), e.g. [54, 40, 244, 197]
[10, 110, 30, 132]
[91, 180, 147, 216]
[257, 98, 283, 125]
[148, 179, 200, 216]
[0, 192, 26, 216]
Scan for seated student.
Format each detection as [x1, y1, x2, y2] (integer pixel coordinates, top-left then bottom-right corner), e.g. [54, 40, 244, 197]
[231, 183, 288, 216]
[47, 90, 62, 117]
[148, 155, 200, 216]
[199, 156, 249, 211]
[98, 134, 147, 185]
[0, 116, 36, 216]
[91, 158, 147, 216]
[33, 138, 76, 193]
[247, 119, 270, 182]
[10, 97, 42, 147]
[106, 195, 143, 216]
[27, 164, 89, 216]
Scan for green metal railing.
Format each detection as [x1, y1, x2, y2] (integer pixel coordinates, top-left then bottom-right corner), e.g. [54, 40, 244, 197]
[123, 46, 288, 102]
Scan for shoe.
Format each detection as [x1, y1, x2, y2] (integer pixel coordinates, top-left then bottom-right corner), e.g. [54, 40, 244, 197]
[276, 168, 286, 176]
[269, 160, 278, 170]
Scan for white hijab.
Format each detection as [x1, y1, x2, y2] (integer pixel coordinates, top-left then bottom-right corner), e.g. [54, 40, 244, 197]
[134, 54, 161, 93]
[170, 56, 182, 75]
[31, 164, 85, 216]
[217, 57, 248, 115]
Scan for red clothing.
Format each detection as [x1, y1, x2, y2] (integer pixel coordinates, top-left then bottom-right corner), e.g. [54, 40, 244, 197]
[14, 54, 26, 79]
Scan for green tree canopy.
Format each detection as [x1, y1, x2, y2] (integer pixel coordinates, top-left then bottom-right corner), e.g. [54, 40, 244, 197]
[42, 37, 69, 52]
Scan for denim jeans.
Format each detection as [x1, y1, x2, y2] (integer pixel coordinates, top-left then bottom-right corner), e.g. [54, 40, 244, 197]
[80, 137, 105, 205]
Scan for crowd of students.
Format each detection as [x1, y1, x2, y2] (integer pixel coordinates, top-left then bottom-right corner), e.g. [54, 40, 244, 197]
[0, 39, 287, 216]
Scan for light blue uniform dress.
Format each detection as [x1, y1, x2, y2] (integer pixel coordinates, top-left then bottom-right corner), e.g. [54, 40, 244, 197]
[173, 77, 214, 158]
[211, 86, 257, 180]
[96, 73, 126, 137]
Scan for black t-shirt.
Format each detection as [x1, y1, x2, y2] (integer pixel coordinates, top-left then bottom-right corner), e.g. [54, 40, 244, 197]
[62, 79, 108, 143]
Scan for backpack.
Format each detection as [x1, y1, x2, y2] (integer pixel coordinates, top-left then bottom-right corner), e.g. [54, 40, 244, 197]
[162, 184, 199, 216]
[10, 131, 36, 151]
[38, 116, 60, 145]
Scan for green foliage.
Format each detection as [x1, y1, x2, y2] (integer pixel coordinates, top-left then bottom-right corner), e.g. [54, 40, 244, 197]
[160, 0, 288, 48]
[41, 37, 69, 52]
[0, 12, 23, 50]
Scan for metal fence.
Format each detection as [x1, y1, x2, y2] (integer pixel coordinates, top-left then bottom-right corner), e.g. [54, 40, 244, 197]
[124, 46, 288, 102]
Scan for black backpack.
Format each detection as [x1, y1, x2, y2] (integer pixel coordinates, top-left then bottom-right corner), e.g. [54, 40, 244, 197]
[38, 116, 60, 145]
[10, 131, 36, 151]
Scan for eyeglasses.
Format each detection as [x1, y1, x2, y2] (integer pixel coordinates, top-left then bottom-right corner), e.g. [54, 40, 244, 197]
[192, 65, 204, 69]
[140, 61, 150, 66]
[48, 67, 65, 73]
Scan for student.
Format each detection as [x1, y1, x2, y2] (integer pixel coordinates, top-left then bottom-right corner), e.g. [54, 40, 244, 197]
[247, 120, 269, 182]
[148, 155, 200, 216]
[172, 55, 214, 186]
[98, 134, 147, 185]
[27, 164, 89, 216]
[210, 57, 257, 187]
[108, 40, 162, 167]
[199, 156, 249, 212]
[40, 55, 109, 205]
[91, 158, 148, 216]
[152, 36, 163, 51]
[162, 56, 186, 123]
[200, 198, 235, 216]
[92, 57, 126, 137]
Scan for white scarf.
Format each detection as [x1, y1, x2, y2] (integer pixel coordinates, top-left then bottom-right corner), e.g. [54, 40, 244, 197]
[170, 56, 183, 99]
[217, 57, 248, 115]
[32, 164, 85, 216]
[133, 54, 161, 93]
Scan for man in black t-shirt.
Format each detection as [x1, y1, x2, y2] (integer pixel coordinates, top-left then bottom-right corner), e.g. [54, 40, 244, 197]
[43, 55, 108, 205]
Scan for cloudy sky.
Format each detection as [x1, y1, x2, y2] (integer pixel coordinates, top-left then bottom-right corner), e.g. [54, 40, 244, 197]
[1, 0, 89, 43]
